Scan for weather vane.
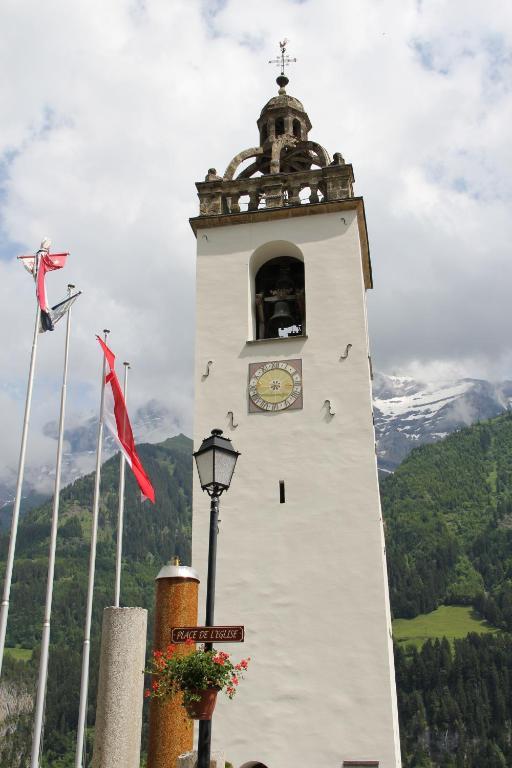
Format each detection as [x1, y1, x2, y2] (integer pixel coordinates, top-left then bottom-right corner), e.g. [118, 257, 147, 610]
[269, 39, 297, 76]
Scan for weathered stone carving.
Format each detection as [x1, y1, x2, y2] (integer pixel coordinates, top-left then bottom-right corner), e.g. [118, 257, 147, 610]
[196, 79, 354, 216]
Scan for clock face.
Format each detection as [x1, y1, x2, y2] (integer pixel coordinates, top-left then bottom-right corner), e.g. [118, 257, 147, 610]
[248, 359, 303, 413]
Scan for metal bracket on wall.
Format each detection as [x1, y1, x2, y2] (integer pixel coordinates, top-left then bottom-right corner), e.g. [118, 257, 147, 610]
[340, 343, 352, 360]
[324, 399, 336, 416]
[202, 360, 213, 379]
[227, 411, 238, 429]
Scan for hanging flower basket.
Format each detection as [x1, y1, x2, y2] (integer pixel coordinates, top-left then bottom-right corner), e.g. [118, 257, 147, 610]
[184, 687, 220, 720]
[144, 639, 250, 719]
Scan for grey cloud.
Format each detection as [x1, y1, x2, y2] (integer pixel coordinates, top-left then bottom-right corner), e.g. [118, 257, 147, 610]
[0, 0, 511, 486]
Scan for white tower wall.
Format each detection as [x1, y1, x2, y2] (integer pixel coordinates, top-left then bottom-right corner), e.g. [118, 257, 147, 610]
[191, 204, 401, 768]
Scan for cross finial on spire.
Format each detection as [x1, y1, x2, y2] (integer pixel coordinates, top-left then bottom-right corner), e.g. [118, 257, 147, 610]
[269, 38, 297, 77]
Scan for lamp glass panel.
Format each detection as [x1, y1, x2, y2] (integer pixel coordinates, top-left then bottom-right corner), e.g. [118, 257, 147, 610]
[195, 449, 214, 489]
[213, 448, 238, 488]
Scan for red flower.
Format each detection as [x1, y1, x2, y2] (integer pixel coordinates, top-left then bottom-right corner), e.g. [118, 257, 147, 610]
[231, 675, 239, 685]
[240, 659, 249, 669]
[152, 680, 159, 691]
[144, 689, 151, 698]
[166, 644, 177, 658]
[185, 637, 195, 646]
[153, 649, 163, 659]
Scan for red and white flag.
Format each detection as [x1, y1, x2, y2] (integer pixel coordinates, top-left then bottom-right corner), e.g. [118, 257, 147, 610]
[97, 336, 155, 503]
[18, 243, 69, 331]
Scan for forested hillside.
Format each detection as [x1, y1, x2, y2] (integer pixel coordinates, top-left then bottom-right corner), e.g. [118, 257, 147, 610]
[382, 411, 512, 629]
[0, 434, 193, 767]
[382, 411, 512, 766]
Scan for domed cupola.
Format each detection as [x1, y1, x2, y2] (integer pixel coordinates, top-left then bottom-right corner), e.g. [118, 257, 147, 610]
[193, 44, 355, 218]
[223, 71, 331, 180]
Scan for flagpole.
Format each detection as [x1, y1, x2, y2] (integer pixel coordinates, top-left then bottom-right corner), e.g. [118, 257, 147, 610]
[114, 362, 130, 608]
[75, 329, 110, 768]
[30, 284, 76, 768]
[0, 241, 48, 677]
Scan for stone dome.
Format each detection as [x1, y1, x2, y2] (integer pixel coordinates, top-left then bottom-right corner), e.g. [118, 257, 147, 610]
[260, 93, 306, 116]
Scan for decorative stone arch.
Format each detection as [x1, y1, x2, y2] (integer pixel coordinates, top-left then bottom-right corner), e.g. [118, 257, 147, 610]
[280, 140, 331, 173]
[248, 240, 306, 341]
[224, 147, 263, 181]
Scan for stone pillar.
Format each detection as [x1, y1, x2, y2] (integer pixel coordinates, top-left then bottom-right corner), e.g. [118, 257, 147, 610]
[92, 606, 148, 768]
[148, 562, 200, 768]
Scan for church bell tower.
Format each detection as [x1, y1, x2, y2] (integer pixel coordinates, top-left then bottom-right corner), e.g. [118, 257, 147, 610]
[190, 57, 401, 768]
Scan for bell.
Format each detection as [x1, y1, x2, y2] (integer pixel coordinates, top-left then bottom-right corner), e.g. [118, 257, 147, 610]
[268, 300, 294, 335]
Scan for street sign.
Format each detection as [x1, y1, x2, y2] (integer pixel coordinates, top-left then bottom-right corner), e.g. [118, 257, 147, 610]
[171, 625, 245, 643]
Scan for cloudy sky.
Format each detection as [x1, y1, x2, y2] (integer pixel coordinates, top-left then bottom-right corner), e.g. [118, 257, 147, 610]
[1, 0, 511, 488]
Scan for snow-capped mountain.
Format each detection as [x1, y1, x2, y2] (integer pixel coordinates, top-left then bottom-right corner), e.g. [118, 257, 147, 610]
[373, 373, 512, 472]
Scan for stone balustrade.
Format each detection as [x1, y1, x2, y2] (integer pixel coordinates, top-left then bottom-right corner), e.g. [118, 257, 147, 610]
[196, 162, 354, 217]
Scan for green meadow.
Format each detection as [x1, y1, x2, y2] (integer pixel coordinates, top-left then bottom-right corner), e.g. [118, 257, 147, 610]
[393, 605, 500, 649]
[3, 646, 32, 661]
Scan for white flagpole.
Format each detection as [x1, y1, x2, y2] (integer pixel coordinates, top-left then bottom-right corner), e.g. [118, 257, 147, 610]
[0, 239, 49, 677]
[114, 361, 130, 608]
[30, 284, 77, 768]
[75, 329, 110, 768]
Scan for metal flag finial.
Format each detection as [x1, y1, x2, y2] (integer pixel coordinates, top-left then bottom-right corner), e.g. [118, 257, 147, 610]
[269, 38, 297, 77]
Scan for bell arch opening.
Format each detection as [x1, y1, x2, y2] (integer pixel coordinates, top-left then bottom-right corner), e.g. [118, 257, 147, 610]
[253, 256, 305, 340]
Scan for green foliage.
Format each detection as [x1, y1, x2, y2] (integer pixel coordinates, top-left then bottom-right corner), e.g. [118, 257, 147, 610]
[382, 413, 512, 625]
[395, 634, 512, 767]
[445, 554, 484, 605]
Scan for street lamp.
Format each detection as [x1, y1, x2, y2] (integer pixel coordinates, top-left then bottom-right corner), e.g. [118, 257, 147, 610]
[193, 429, 240, 768]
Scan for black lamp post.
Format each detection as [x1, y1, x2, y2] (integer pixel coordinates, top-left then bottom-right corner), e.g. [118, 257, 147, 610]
[193, 429, 240, 768]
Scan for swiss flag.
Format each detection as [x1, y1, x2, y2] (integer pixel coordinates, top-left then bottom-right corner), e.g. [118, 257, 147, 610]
[97, 336, 155, 503]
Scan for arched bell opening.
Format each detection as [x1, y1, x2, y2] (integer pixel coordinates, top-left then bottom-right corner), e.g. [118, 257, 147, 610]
[292, 118, 301, 138]
[254, 256, 306, 340]
[260, 123, 269, 144]
[275, 117, 285, 136]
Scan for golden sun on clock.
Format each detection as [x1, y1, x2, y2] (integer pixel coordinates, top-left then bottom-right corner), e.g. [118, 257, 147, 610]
[248, 359, 303, 413]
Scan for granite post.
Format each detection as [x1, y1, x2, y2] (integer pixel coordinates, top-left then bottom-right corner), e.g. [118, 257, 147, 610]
[148, 561, 200, 768]
[92, 606, 148, 768]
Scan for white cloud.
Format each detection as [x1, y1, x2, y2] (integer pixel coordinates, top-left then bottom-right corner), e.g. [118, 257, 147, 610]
[0, 0, 511, 488]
